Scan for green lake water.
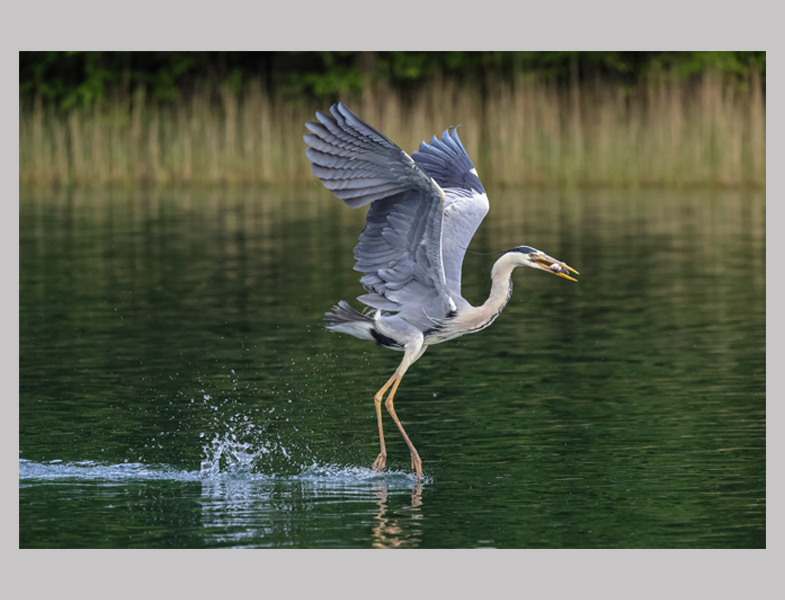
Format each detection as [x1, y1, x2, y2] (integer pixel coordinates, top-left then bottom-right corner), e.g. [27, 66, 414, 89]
[19, 185, 765, 548]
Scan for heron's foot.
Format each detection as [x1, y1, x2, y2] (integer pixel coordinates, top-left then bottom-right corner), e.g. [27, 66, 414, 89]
[411, 452, 422, 480]
[371, 452, 387, 473]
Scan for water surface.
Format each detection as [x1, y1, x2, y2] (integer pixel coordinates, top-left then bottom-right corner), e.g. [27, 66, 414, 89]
[19, 186, 765, 548]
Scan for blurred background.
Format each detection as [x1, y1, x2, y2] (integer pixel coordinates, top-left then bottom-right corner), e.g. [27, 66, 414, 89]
[19, 51, 765, 188]
[19, 52, 765, 548]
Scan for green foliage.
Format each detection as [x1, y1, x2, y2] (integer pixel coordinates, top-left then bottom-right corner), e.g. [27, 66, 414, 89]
[645, 51, 763, 77]
[286, 65, 364, 97]
[150, 53, 196, 101]
[20, 51, 766, 110]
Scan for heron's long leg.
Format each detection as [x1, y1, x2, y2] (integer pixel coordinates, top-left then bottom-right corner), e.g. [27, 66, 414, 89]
[371, 372, 399, 473]
[384, 373, 423, 480]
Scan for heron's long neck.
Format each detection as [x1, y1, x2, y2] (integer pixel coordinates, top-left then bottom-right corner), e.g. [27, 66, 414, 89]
[464, 254, 518, 332]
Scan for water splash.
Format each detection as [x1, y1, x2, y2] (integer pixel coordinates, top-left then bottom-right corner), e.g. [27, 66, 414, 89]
[20, 421, 425, 486]
[294, 463, 424, 487]
[198, 429, 309, 478]
[199, 432, 266, 477]
[19, 457, 423, 487]
[197, 431, 425, 484]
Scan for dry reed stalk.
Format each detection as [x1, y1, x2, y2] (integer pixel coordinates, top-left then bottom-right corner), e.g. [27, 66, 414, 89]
[32, 95, 44, 179]
[749, 63, 765, 184]
[130, 88, 145, 182]
[220, 84, 238, 182]
[54, 118, 68, 183]
[177, 100, 192, 182]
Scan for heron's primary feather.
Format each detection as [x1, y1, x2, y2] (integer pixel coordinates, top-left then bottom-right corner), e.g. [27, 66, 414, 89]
[304, 104, 436, 209]
[411, 128, 485, 194]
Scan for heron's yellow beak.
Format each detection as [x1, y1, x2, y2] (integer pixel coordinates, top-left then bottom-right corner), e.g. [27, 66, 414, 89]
[531, 253, 579, 282]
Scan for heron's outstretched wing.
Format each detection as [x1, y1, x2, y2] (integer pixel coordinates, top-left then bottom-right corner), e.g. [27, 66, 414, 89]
[304, 103, 455, 329]
[412, 128, 489, 301]
[304, 103, 437, 209]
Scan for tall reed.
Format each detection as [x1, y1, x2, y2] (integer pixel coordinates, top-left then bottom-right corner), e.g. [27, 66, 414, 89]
[19, 71, 765, 188]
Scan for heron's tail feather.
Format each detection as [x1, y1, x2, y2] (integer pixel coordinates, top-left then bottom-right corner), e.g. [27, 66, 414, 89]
[324, 301, 375, 340]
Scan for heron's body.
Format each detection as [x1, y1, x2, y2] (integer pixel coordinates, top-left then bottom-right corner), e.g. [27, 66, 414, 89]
[304, 103, 578, 480]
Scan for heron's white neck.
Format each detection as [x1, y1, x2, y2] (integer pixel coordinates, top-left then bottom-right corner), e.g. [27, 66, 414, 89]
[426, 253, 524, 343]
[482, 252, 519, 315]
[453, 253, 519, 335]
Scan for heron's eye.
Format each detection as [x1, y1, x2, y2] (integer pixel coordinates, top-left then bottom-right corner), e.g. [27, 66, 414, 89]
[529, 253, 537, 259]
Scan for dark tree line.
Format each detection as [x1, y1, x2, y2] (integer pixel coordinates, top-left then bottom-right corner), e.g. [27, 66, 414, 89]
[20, 51, 765, 109]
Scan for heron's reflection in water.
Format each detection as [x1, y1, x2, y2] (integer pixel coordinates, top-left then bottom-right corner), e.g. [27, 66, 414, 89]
[371, 480, 423, 548]
[196, 468, 426, 548]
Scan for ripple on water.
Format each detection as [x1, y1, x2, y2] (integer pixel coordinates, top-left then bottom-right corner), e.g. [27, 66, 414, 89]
[18, 458, 199, 482]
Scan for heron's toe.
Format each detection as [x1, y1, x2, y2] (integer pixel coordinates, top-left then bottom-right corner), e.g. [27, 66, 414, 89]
[411, 452, 422, 480]
[371, 453, 387, 472]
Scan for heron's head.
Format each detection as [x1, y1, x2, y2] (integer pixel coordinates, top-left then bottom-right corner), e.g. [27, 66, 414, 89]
[506, 246, 579, 281]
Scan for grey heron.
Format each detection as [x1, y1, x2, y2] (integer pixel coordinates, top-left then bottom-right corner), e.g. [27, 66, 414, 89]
[304, 103, 578, 480]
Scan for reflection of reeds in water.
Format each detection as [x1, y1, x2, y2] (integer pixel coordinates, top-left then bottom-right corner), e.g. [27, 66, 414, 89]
[19, 70, 765, 187]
